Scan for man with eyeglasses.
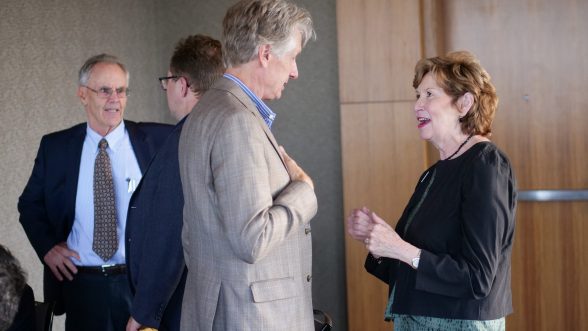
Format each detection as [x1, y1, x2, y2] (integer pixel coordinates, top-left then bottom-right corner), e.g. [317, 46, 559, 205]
[125, 35, 224, 331]
[18, 54, 172, 331]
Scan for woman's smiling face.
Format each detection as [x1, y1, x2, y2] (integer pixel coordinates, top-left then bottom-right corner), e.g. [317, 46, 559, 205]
[414, 72, 461, 143]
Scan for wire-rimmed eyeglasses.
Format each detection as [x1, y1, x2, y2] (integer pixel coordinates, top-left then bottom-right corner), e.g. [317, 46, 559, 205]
[83, 85, 130, 98]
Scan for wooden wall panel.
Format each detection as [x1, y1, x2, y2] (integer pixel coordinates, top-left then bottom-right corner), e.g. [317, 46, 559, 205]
[337, 0, 421, 103]
[420, 0, 446, 58]
[340, 0, 588, 330]
[442, 1, 588, 329]
[338, 0, 426, 329]
[341, 102, 425, 331]
[512, 202, 588, 330]
[442, 0, 588, 189]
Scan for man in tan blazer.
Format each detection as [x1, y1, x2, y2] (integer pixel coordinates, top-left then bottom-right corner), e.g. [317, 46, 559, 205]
[178, 0, 317, 330]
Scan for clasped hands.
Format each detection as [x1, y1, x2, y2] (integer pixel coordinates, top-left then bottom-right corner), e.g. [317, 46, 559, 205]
[347, 207, 415, 262]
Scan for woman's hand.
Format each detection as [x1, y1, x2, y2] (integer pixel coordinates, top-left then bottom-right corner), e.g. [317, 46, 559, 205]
[366, 212, 420, 265]
[346, 207, 373, 242]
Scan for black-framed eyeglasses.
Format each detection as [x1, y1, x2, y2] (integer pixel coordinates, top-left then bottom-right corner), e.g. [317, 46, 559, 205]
[83, 85, 130, 98]
[158, 76, 180, 91]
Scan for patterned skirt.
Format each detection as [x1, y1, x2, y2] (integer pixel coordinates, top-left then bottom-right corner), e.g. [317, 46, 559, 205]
[392, 314, 505, 331]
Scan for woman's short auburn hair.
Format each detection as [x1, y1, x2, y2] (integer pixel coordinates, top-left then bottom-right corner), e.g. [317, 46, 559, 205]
[412, 51, 498, 137]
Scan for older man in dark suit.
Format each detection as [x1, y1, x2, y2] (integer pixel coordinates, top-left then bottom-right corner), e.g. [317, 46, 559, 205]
[125, 35, 224, 331]
[18, 54, 172, 331]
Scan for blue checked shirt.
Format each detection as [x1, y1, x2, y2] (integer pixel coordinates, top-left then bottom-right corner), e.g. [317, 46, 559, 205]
[223, 73, 276, 128]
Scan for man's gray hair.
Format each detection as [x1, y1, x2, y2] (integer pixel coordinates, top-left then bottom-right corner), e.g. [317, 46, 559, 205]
[222, 0, 316, 68]
[78, 53, 129, 86]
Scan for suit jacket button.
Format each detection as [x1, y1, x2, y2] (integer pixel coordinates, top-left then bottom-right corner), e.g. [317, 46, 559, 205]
[304, 228, 311, 235]
[306, 275, 311, 282]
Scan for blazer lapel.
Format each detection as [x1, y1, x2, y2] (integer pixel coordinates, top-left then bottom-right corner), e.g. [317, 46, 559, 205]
[125, 120, 150, 173]
[64, 124, 85, 228]
[220, 78, 287, 170]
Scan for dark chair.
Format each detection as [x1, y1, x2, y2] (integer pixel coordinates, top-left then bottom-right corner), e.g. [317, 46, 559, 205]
[313, 309, 333, 331]
[34, 301, 54, 331]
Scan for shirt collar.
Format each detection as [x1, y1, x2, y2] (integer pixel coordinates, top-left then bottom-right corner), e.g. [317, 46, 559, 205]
[223, 73, 276, 129]
[86, 121, 126, 153]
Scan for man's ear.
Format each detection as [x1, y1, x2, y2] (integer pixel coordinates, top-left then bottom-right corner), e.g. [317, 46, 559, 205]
[458, 92, 474, 115]
[258, 44, 272, 67]
[181, 77, 190, 97]
[77, 86, 88, 106]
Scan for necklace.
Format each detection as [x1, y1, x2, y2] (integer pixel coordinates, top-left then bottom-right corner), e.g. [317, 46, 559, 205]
[444, 134, 473, 160]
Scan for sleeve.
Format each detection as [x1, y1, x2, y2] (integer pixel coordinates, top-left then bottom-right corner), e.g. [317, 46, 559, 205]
[415, 153, 514, 299]
[365, 254, 396, 285]
[364, 170, 429, 286]
[211, 111, 317, 264]
[130, 139, 186, 328]
[17, 136, 60, 261]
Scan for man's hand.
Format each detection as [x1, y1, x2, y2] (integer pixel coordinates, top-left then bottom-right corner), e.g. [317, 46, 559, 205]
[126, 316, 157, 331]
[43, 242, 80, 281]
[279, 146, 314, 190]
[126, 316, 142, 331]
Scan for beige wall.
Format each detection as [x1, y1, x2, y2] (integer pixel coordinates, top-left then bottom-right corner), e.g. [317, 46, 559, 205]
[1, 1, 169, 328]
[0, 0, 345, 329]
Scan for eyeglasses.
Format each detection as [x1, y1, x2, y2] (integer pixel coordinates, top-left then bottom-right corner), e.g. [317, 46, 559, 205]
[158, 76, 180, 91]
[83, 85, 130, 98]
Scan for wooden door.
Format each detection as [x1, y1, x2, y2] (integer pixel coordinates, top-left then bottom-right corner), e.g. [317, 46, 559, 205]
[442, 1, 588, 329]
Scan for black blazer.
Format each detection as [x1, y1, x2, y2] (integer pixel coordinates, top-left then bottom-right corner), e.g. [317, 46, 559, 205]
[17, 120, 172, 314]
[366, 142, 516, 321]
[125, 118, 187, 330]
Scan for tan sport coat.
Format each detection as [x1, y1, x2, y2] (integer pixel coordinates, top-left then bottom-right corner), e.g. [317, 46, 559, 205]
[178, 77, 318, 331]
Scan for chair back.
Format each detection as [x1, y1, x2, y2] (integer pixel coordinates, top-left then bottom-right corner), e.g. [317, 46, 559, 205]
[313, 309, 333, 331]
[34, 301, 54, 331]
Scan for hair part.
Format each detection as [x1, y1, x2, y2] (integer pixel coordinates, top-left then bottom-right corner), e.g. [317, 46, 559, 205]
[170, 34, 225, 95]
[413, 51, 498, 136]
[78, 53, 129, 86]
[221, 0, 316, 68]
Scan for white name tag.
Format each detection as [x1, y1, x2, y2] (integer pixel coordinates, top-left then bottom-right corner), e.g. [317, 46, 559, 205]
[127, 178, 138, 193]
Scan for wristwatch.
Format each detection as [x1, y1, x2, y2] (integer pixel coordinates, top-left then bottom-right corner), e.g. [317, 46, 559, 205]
[411, 249, 421, 269]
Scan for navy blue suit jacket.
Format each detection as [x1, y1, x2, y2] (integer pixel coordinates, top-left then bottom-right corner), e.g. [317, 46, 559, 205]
[18, 120, 172, 314]
[125, 118, 186, 330]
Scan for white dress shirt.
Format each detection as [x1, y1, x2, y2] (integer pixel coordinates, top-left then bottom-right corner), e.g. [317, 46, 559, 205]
[67, 122, 141, 266]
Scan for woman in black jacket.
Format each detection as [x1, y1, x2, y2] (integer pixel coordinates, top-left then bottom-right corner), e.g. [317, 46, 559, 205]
[347, 51, 517, 330]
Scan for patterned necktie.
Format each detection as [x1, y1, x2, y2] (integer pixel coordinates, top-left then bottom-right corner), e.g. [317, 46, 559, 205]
[93, 138, 118, 261]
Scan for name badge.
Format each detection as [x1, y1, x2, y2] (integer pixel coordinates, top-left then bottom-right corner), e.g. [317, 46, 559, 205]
[126, 178, 138, 193]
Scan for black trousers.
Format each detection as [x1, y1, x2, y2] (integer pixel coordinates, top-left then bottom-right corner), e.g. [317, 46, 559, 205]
[62, 272, 132, 331]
